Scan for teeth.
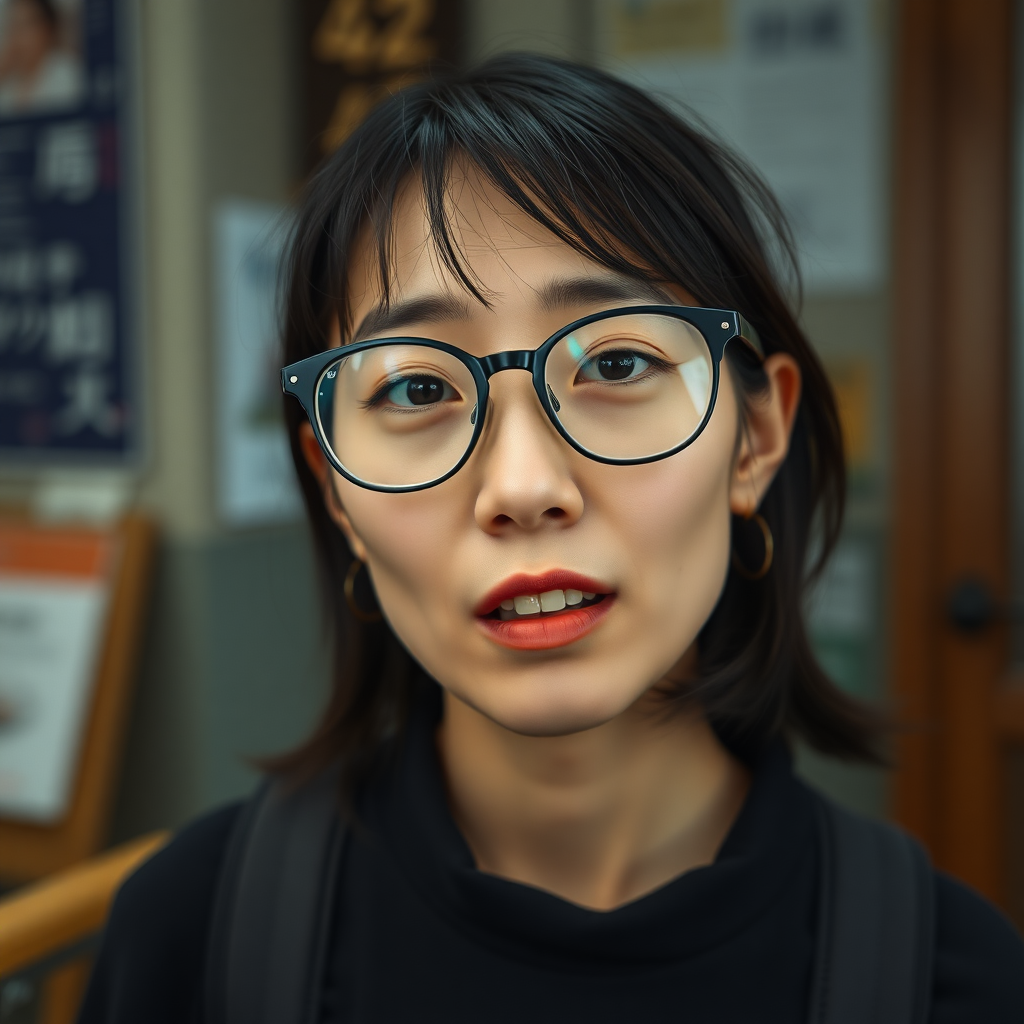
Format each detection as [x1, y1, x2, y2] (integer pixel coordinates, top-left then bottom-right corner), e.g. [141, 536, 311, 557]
[496, 589, 603, 619]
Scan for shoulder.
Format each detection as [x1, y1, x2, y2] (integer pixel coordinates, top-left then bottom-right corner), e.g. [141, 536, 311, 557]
[931, 871, 1024, 1023]
[113, 801, 241, 937]
[78, 802, 243, 1024]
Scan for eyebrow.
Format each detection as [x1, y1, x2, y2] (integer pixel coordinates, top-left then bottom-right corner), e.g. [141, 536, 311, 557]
[537, 275, 677, 310]
[349, 274, 679, 343]
[351, 293, 473, 343]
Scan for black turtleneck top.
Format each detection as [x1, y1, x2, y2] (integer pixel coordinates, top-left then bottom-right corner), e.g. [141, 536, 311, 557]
[79, 689, 1023, 1023]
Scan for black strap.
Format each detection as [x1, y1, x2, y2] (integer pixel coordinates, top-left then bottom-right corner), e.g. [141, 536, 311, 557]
[809, 797, 935, 1024]
[205, 767, 346, 1024]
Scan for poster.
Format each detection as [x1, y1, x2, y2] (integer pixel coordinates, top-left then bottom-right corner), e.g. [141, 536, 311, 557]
[0, 525, 113, 822]
[214, 200, 302, 526]
[0, 0, 138, 462]
[601, 0, 886, 293]
[302, 0, 462, 166]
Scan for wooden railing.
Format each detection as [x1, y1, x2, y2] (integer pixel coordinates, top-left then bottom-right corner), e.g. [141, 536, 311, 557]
[0, 832, 168, 1023]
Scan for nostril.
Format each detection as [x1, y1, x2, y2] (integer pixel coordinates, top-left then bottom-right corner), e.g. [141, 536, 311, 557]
[545, 507, 567, 520]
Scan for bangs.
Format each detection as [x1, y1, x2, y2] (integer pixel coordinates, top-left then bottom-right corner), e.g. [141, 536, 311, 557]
[309, 55, 797, 341]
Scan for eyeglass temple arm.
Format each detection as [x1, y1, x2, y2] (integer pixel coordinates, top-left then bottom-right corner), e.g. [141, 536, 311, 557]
[735, 314, 764, 360]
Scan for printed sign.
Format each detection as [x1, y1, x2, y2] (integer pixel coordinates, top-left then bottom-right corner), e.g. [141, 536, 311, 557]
[214, 200, 303, 525]
[0, 0, 138, 462]
[602, 0, 887, 293]
[303, 0, 462, 164]
[0, 524, 114, 822]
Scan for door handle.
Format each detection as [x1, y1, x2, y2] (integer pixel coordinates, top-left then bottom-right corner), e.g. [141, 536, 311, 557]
[946, 577, 1024, 632]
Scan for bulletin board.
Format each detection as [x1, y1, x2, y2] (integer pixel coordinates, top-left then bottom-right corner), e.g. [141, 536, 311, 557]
[599, 0, 887, 293]
[0, 515, 154, 884]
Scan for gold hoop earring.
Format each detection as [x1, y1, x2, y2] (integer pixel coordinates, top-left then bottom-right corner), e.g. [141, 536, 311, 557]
[344, 558, 383, 623]
[732, 512, 774, 581]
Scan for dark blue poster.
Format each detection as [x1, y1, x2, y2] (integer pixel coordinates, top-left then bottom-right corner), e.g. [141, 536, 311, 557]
[0, 0, 136, 463]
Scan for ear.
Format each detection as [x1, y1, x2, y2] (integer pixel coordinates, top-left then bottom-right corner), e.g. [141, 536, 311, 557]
[298, 422, 368, 560]
[729, 353, 802, 515]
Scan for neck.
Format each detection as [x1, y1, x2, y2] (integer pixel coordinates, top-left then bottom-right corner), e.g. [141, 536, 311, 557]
[437, 688, 750, 911]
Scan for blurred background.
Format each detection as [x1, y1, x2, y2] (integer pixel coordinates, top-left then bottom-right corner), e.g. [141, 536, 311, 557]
[0, 0, 1020, 1016]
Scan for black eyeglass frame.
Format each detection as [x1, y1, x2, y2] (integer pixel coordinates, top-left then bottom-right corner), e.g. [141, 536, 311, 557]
[281, 304, 764, 493]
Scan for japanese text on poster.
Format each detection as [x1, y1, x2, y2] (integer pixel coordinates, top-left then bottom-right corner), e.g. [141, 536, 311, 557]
[0, 0, 137, 461]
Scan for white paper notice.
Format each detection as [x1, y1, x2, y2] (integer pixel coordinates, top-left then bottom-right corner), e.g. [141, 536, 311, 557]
[0, 575, 109, 821]
[215, 200, 303, 525]
[601, 0, 886, 292]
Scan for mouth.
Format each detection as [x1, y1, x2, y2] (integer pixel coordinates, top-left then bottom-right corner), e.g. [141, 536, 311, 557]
[474, 570, 615, 651]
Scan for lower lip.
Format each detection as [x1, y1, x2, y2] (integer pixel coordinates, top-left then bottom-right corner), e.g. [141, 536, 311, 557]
[475, 598, 615, 651]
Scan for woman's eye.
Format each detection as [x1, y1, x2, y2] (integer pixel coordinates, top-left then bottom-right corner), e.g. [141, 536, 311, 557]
[577, 349, 652, 382]
[385, 375, 454, 407]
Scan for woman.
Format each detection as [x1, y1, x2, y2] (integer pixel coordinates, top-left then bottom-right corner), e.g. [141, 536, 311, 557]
[81, 54, 1023, 1022]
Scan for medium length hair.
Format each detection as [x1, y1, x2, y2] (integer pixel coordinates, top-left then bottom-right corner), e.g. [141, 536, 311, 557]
[275, 53, 880, 797]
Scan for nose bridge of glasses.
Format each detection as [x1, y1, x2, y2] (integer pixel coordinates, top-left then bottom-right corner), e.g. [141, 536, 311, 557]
[480, 349, 535, 378]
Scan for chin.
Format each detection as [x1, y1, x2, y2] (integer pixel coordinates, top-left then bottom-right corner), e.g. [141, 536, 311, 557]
[475, 676, 641, 737]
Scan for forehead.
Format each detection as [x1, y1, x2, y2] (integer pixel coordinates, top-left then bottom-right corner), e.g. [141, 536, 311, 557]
[344, 167, 619, 317]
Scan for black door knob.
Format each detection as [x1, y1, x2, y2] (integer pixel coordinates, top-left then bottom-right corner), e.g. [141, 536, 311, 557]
[946, 577, 1022, 632]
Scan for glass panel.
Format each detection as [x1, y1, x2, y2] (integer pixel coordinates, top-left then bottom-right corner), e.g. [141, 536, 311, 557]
[318, 344, 479, 489]
[545, 314, 713, 460]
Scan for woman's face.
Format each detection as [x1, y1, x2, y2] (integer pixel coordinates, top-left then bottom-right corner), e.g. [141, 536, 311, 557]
[318, 173, 786, 737]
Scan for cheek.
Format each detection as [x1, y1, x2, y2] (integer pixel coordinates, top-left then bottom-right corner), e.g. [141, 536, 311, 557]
[333, 477, 468, 633]
[596, 414, 735, 629]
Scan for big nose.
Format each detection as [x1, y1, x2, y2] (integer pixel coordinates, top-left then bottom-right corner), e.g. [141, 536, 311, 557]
[472, 371, 584, 535]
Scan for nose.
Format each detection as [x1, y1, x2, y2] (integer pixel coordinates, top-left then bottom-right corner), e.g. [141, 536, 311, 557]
[472, 371, 584, 535]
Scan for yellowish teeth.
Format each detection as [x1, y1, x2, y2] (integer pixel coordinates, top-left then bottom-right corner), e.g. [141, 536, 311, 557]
[513, 594, 541, 615]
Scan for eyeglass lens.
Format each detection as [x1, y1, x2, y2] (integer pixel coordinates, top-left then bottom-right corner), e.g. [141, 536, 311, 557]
[315, 313, 714, 489]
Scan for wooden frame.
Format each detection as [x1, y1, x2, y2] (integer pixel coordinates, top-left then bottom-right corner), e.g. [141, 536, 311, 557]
[0, 516, 156, 884]
[995, 675, 1024, 739]
[890, 0, 1014, 902]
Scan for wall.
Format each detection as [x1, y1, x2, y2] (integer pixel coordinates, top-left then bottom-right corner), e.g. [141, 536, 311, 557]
[465, 0, 593, 60]
[112, 0, 329, 838]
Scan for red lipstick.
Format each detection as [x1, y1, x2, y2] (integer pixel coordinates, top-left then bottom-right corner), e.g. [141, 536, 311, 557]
[474, 570, 612, 617]
[474, 570, 615, 651]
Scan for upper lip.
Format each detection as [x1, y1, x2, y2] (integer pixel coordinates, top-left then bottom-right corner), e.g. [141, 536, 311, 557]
[474, 570, 614, 616]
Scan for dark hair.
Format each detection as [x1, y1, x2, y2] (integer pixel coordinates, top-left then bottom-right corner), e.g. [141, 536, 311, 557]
[275, 53, 881, 797]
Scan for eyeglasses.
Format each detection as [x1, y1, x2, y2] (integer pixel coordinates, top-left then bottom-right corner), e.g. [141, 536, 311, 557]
[282, 305, 763, 493]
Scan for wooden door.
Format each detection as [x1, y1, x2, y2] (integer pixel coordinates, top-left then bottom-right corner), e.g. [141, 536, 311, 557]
[890, 0, 1019, 913]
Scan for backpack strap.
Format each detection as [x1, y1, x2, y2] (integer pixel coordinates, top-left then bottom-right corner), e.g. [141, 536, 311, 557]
[808, 796, 935, 1024]
[205, 766, 346, 1024]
